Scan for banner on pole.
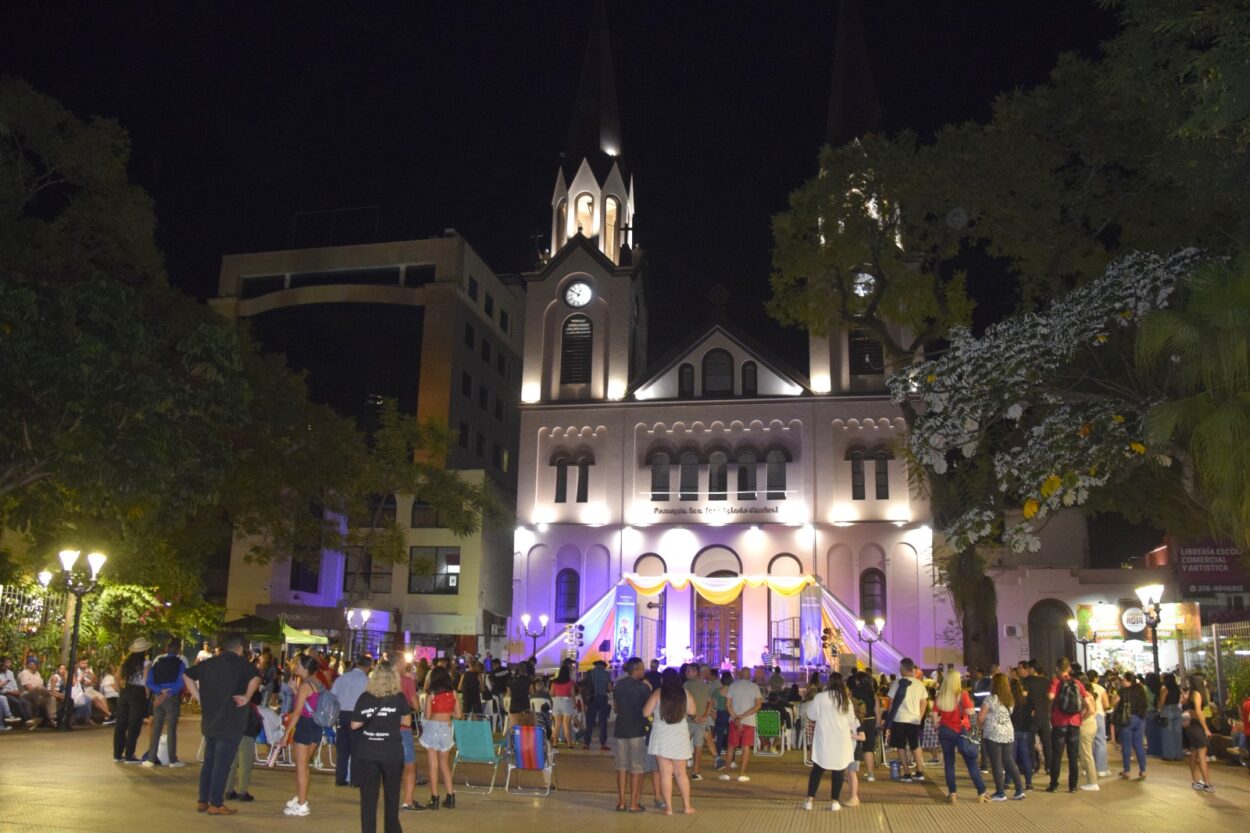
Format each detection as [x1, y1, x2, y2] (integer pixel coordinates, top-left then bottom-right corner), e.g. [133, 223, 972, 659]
[613, 584, 636, 664]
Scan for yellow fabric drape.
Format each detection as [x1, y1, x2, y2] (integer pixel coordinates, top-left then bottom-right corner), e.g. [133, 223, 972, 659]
[622, 573, 813, 605]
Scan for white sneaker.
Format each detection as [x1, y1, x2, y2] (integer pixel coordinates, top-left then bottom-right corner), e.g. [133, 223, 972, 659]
[140, 760, 155, 768]
[737, 775, 750, 782]
[1097, 771, 1111, 777]
[803, 798, 813, 811]
[718, 774, 731, 781]
[168, 761, 186, 768]
[1078, 784, 1100, 791]
[830, 801, 841, 812]
[286, 796, 302, 809]
[864, 772, 875, 782]
[284, 802, 310, 817]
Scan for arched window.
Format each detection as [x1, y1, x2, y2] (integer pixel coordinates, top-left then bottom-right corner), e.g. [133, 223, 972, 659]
[708, 451, 728, 500]
[555, 568, 580, 623]
[741, 361, 758, 397]
[575, 192, 595, 236]
[556, 199, 568, 249]
[679, 451, 699, 501]
[702, 349, 734, 397]
[678, 363, 694, 398]
[860, 568, 886, 621]
[849, 449, 866, 500]
[874, 449, 890, 500]
[554, 459, 569, 503]
[576, 457, 590, 503]
[362, 494, 397, 527]
[736, 450, 758, 500]
[604, 196, 620, 262]
[410, 500, 441, 528]
[560, 314, 593, 385]
[650, 452, 671, 502]
[765, 449, 787, 500]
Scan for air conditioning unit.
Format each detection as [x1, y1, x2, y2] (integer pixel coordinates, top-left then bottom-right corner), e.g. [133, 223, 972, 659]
[1004, 624, 1022, 638]
[489, 623, 505, 636]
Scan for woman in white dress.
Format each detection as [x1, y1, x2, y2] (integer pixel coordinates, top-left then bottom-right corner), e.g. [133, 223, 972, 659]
[804, 672, 860, 811]
[643, 668, 697, 816]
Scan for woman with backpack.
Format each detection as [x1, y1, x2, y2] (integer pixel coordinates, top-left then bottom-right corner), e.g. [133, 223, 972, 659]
[978, 673, 1025, 801]
[1115, 671, 1148, 780]
[933, 670, 987, 803]
[281, 654, 326, 817]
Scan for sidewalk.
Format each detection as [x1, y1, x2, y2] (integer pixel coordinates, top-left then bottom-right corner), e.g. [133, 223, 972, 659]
[2, 721, 1246, 833]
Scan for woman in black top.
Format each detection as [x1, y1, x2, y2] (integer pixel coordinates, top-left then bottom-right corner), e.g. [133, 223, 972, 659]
[1009, 676, 1035, 789]
[1157, 672, 1183, 760]
[458, 661, 483, 715]
[113, 641, 150, 762]
[507, 662, 532, 729]
[1117, 672, 1148, 779]
[353, 660, 412, 833]
[1182, 674, 1213, 791]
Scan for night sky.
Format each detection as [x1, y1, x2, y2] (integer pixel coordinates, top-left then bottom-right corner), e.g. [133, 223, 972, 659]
[3, 0, 1119, 367]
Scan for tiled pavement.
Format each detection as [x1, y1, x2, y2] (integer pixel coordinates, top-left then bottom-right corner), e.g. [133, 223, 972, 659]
[2, 722, 1247, 833]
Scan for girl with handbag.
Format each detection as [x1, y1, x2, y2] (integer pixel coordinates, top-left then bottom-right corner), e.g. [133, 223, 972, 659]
[933, 670, 987, 803]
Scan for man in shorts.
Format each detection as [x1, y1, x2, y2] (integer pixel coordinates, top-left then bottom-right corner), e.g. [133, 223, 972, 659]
[611, 658, 650, 812]
[720, 667, 762, 783]
[886, 658, 928, 782]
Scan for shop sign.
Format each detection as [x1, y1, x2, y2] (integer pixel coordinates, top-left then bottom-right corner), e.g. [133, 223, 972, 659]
[1174, 541, 1248, 596]
[1076, 601, 1196, 641]
[1120, 607, 1147, 633]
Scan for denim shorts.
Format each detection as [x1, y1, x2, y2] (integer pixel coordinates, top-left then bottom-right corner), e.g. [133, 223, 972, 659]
[401, 727, 415, 764]
[420, 720, 454, 752]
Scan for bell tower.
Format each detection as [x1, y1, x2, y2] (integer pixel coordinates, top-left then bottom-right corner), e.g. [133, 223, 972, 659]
[550, 0, 635, 266]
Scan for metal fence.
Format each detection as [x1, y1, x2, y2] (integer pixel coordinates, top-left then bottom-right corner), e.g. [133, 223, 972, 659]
[1178, 619, 1250, 711]
[0, 582, 67, 661]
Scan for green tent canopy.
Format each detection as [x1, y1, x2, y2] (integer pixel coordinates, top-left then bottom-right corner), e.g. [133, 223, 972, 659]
[248, 618, 329, 646]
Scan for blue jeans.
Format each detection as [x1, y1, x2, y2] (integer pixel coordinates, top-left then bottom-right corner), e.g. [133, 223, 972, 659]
[199, 735, 243, 807]
[1013, 729, 1034, 786]
[937, 724, 985, 796]
[715, 709, 730, 755]
[1121, 715, 1147, 774]
[1093, 713, 1108, 773]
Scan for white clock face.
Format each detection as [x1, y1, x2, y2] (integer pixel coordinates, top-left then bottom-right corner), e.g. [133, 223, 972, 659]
[564, 281, 593, 308]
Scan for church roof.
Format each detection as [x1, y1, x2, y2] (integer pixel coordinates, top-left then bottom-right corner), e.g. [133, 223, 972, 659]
[826, 0, 882, 147]
[562, 0, 626, 182]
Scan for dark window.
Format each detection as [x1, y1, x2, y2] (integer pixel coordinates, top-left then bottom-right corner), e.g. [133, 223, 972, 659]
[464, 323, 475, 348]
[457, 422, 469, 448]
[860, 569, 886, 621]
[343, 547, 392, 594]
[679, 452, 699, 501]
[492, 442, 502, 468]
[850, 450, 866, 500]
[742, 362, 758, 397]
[494, 399, 504, 422]
[410, 500, 442, 528]
[554, 460, 568, 503]
[408, 546, 460, 595]
[361, 493, 397, 527]
[560, 315, 593, 384]
[737, 450, 758, 500]
[766, 449, 787, 500]
[678, 363, 695, 398]
[496, 354, 507, 378]
[461, 371, 472, 397]
[555, 569, 580, 623]
[480, 338, 491, 362]
[474, 432, 485, 456]
[468, 276, 479, 301]
[576, 458, 590, 503]
[848, 328, 885, 375]
[708, 451, 728, 500]
[484, 293, 494, 317]
[289, 267, 401, 290]
[702, 349, 734, 396]
[500, 309, 510, 333]
[478, 385, 489, 410]
[289, 557, 320, 593]
[240, 274, 286, 299]
[650, 453, 670, 501]
[874, 450, 890, 500]
[406, 264, 436, 286]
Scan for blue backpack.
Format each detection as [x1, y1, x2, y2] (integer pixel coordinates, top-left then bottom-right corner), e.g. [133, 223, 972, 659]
[312, 688, 340, 728]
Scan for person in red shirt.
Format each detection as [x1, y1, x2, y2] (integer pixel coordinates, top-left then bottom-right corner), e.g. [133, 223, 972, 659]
[1045, 657, 1088, 793]
[932, 669, 987, 802]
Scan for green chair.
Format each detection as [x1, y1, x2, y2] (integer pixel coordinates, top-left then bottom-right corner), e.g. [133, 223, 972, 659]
[754, 709, 786, 757]
[452, 717, 504, 793]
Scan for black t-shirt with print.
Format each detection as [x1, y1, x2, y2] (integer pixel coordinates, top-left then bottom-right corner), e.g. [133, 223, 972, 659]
[184, 652, 260, 739]
[354, 691, 407, 762]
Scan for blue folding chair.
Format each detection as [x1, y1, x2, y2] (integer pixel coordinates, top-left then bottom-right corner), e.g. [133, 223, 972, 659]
[452, 717, 505, 794]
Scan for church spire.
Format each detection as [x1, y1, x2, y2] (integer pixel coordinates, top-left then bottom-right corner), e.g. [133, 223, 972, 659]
[825, 0, 882, 147]
[564, 0, 622, 172]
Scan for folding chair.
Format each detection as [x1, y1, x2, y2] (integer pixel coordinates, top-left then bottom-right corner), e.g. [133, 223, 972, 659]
[802, 714, 817, 766]
[452, 717, 505, 794]
[504, 724, 556, 796]
[753, 709, 786, 757]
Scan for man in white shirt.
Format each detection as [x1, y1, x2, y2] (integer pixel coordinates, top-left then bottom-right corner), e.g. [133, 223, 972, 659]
[0, 656, 36, 725]
[720, 668, 763, 782]
[17, 659, 58, 726]
[885, 658, 928, 782]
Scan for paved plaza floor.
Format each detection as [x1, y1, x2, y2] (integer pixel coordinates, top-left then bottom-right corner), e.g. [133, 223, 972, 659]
[3, 721, 1247, 833]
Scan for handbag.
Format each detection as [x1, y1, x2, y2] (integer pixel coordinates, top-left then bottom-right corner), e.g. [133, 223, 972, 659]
[957, 729, 980, 757]
[1153, 713, 1168, 728]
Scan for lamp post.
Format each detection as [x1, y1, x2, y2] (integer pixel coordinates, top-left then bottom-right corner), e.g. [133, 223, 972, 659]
[52, 549, 106, 731]
[1136, 583, 1165, 675]
[1067, 618, 1094, 670]
[37, 570, 54, 630]
[520, 613, 548, 658]
[854, 616, 885, 675]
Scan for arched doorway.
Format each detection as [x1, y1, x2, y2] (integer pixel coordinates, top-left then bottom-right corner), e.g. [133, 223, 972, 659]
[1028, 599, 1075, 674]
[692, 546, 742, 669]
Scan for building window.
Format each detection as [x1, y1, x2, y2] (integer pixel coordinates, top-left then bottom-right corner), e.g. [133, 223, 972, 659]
[650, 452, 670, 501]
[766, 449, 787, 500]
[554, 459, 568, 503]
[461, 372, 472, 397]
[408, 546, 460, 595]
[361, 493, 397, 527]
[737, 450, 758, 500]
[575, 458, 590, 503]
[500, 309, 510, 333]
[604, 196, 620, 261]
[848, 328, 885, 375]
[289, 557, 320, 593]
[494, 399, 504, 422]
[480, 338, 491, 362]
[410, 500, 442, 528]
[492, 442, 503, 469]
[484, 292, 494, 318]
[406, 263, 436, 287]
[478, 385, 489, 410]
[468, 276, 479, 301]
[343, 547, 392, 594]
[860, 568, 886, 621]
[556, 199, 568, 249]
[679, 452, 699, 501]
[678, 363, 694, 398]
[874, 450, 890, 500]
[575, 192, 594, 236]
[496, 354, 507, 378]
[702, 349, 734, 397]
[463, 323, 475, 348]
[474, 432, 485, 456]
[555, 568, 580, 623]
[849, 450, 866, 501]
[560, 314, 593, 385]
[457, 422, 469, 448]
[708, 451, 728, 500]
[741, 362, 758, 397]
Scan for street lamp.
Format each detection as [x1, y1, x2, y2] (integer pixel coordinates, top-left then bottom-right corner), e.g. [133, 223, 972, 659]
[1135, 583, 1165, 674]
[51, 549, 106, 731]
[854, 616, 885, 675]
[1067, 618, 1094, 670]
[520, 613, 549, 658]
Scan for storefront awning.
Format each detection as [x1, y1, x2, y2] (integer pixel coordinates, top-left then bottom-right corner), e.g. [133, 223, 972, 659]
[622, 573, 814, 605]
